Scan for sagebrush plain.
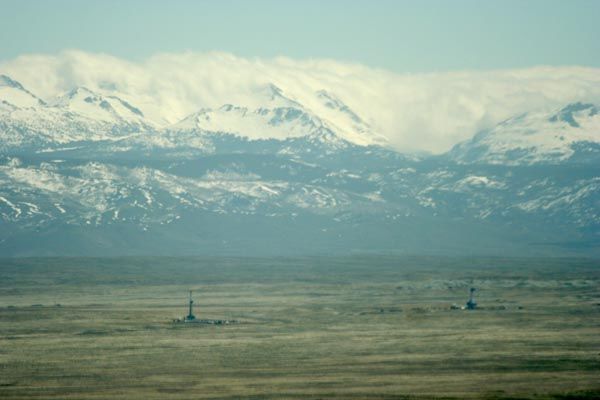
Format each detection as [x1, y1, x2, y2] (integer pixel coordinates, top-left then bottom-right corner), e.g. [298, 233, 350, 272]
[1, 256, 599, 399]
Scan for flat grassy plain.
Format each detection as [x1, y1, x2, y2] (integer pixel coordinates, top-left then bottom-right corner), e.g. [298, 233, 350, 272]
[0, 256, 599, 399]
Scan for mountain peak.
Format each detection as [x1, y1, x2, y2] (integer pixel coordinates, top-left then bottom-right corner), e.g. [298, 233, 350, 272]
[55, 86, 97, 106]
[0, 74, 25, 90]
[256, 83, 302, 109]
[0, 74, 46, 108]
[68, 86, 95, 96]
[53, 86, 148, 124]
[449, 102, 600, 165]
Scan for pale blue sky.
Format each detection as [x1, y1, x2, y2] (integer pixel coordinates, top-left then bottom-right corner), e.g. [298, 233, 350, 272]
[1, 0, 599, 72]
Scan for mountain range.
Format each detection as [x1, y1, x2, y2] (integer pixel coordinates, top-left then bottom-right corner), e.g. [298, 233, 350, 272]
[1, 74, 598, 256]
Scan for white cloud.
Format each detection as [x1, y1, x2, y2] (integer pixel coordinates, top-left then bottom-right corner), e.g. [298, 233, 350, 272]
[2, 50, 600, 153]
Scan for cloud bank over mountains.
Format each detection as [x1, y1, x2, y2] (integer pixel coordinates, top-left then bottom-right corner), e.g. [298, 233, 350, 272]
[2, 50, 600, 153]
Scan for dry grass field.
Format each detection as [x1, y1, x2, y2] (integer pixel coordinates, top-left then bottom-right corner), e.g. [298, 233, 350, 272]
[0, 256, 599, 399]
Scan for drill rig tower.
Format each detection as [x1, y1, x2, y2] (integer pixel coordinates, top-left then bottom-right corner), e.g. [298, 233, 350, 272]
[465, 287, 477, 310]
[174, 289, 237, 325]
[185, 290, 196, 321]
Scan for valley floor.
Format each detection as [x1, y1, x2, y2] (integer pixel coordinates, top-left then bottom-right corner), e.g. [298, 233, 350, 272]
[0, 256, 599, 399]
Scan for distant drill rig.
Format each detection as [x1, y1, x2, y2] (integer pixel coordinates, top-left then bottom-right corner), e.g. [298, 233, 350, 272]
[465, 287, 477, 310]
[184, 290, 196, 322]
[174, 290, 238, 325]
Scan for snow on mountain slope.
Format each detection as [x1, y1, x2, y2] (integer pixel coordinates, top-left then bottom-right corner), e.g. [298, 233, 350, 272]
[170, 84, 388, 147]
[0, 78, 388, 152]
[53, 87, 151, 127]
[173, 104, 328, 140]
[314, 89, 387, 146]
[2, 154, 598, 247]
[1, 141, 598, 256]
[449, 103, 600, 165]
[1, 73, 598, 166]
[2, 68, 599, 255]
[0, 74, 45, 109]
[0, 77, 159, 151]
[0, 158, 376, 228]
[0, 106, 148, 151]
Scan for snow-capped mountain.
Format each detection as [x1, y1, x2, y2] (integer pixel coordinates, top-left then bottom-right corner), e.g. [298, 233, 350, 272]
[0, 74, 598, 256]
[0, 77, 386, 155]
[172, 84, 387, 147]
[0, 74, 46, 109]
[174, 104, 329, 141]
[449, 102, 600, 165]
[53, 86, 151, 127]
[0, 80, 159, 152]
